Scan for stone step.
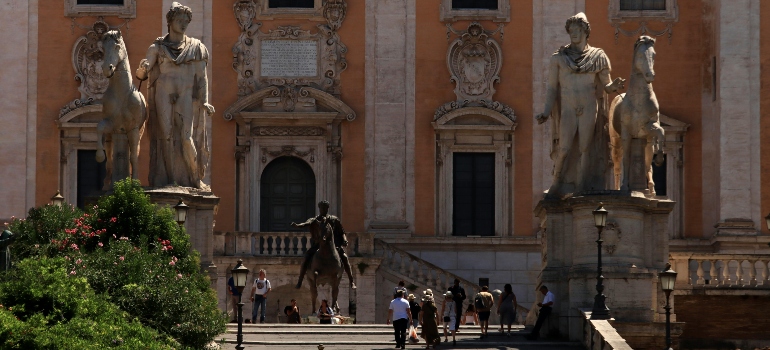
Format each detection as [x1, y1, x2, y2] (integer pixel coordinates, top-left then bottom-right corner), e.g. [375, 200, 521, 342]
[218, 324, 583, 349]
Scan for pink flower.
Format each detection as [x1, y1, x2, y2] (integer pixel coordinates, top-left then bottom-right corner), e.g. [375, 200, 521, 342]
[177, 273, 183, 279]
[34, 244, 39, 249]
[109, 217, 117, 223]
[119, 237, 128, 241]
[70, 243, 79, 251]
[169, 260, 175, 266]
[119, 256, 125, 261]
[75, 259, 82, 265]
[69, 270, 76, 275]
[98, 242, 103, 247]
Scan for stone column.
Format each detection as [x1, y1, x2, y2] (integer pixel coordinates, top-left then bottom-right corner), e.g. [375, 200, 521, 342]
[364, 0, 415, 234]
[712, 0, 761, 235]
[0, 0, 37, 220]
[531, 0, 585, 232]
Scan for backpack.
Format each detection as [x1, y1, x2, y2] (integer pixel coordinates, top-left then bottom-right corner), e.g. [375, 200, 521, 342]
[474, 293, 485, 310]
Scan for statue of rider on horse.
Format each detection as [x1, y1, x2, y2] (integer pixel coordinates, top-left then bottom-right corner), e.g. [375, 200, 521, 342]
[292, 200, 357, 291]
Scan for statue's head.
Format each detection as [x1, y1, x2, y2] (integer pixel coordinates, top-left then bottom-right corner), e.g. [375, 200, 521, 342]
[318, 200, 330, 209]
[565, 12, 590, 42]
[166, 2, 192, 34]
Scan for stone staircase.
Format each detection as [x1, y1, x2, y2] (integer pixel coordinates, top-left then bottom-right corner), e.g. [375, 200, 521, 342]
[374, 239, 530, 322]
[218, 323, 583, 349]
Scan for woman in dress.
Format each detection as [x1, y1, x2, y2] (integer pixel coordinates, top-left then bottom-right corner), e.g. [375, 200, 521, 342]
[419, 290, 441, 349]
[286, 299, 301, 324]
[318, 299, 334, 324]
[441, 291, 457, 345]
[496, 284, 518, 336]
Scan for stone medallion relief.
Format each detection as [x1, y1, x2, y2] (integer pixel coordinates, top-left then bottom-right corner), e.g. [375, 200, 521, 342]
[434, 22, 514, 121]
[60, 19, 112, 117]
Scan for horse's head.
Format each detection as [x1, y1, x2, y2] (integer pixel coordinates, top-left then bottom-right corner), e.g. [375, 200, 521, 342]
[633, 35, 656, 83]
[319, 219, 334, 244]
[102, 30, 126, 78]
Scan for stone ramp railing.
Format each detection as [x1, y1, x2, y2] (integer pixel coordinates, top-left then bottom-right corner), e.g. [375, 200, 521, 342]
[670, 253, 770, 287]
[374, 239, 529, 320]
[213, 231, 374, 257]
[581, 310, 633, 350]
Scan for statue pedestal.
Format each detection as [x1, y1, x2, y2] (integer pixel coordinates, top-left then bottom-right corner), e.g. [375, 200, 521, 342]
[534, 194, 674, 340]
[146, 187, 220, 271]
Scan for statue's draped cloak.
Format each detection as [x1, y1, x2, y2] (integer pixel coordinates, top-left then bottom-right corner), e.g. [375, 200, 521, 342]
[549, 44, 613, 194]
[146, 35, 211, 188]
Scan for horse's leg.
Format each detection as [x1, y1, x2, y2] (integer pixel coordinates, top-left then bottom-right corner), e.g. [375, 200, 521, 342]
[95, 119, 113, 163]
[127, 127, 141, 179]
[310, 279, 318, 315]
[645, 135, 656, 196]
[620, 126, 632, 192]
[332, 277, 340, 313]
[652, 124, 665, 166]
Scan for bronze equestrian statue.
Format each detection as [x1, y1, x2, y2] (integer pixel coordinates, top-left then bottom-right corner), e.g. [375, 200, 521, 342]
[292, 201, 357, 294]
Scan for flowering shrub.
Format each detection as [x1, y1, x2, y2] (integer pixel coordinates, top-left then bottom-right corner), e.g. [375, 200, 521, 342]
[0, 258, 177, 349]
[3, 179, 225, 349]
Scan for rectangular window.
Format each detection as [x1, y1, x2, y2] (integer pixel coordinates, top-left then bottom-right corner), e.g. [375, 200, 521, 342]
[651, 154, 667, 197]
[452, 0, 498, 10]
[76, 150, 107, 209]
[77, 0, 123, 4]
[269, 0, 314, 8]
[453, 153, 495, 236]
[619, 0, 666, 11]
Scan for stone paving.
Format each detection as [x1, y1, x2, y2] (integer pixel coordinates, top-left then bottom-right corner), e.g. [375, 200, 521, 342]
[217, 324, 583, 350]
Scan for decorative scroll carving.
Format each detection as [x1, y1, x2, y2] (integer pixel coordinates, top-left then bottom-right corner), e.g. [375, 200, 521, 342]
[251, 126, 325, 137]
[232, 20, 348, 97]
[59, 97, 96, 119]
[602, 222, 622, 256]
[446, 22, 503, 103]
[612, 22, 674, 44]
[235, 145, 251, 161]
[261, 146, 315, 163]
[73, 20, 110, 101]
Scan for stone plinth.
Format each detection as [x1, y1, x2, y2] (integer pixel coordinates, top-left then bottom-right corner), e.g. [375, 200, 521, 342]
[146, 187, 220, 270]
[534, 194, 674, 340]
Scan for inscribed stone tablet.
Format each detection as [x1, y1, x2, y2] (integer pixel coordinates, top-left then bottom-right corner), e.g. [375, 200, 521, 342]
[260, 40, 318, 77]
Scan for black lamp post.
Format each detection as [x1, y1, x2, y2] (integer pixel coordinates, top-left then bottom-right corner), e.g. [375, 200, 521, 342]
[659, 263, 677, 350]
[232, 259, 249, 350]
[174, 199, 189, 225]
[51, 191, 65, 207]
[591, 203, 610, 319]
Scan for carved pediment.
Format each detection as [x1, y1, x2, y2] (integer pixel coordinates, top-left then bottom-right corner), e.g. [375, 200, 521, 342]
[57, 103, 103, 127]
[432, 106, 516, 131]
[223, 85, 356, 123]
[446, 22, 503, 103]
[659, 113, 690, 134]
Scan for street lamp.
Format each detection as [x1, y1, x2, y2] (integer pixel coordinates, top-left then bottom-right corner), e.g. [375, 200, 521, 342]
[659, 263, 677, 350]
[231, 259, 250, 350]
[174, 199, 189, 225]
[591, 203, 610, 319]
[51, 191, 65, 207]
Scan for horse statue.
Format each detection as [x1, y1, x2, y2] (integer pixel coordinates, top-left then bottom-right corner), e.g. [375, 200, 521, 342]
[95, 30, 146, 189]
[305, 218, 344, 313]
[609, 36, 665, 194]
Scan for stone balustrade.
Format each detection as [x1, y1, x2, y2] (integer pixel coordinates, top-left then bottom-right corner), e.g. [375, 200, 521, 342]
[213, 231, 373, 257]
[580, 309, 633, 350]
[375, 239, 480, 295]
[670, 253, 770, 287]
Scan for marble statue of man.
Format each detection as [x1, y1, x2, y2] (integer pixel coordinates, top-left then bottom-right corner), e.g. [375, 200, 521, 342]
[536, 13, 625, 197]
[136, 2, 214, 189]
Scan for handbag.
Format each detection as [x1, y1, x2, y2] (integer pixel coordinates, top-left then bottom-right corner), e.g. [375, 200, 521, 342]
[409, 326, 420, 343]
[443, 316, 450, 322]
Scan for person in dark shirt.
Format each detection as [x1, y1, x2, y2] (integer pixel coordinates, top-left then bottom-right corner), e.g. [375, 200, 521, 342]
[408, 294, 421, 328]
[448, 279, 466, 331]
[227, 277, 242, 323]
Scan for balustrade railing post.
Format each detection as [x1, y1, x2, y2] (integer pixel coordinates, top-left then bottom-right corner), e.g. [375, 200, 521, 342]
[749, 260, 758, 286]
[696, 260, 705, 285]
[722, 260, 731, 285]
[709, 260, 718, 285]
[736, 260, 744, 286]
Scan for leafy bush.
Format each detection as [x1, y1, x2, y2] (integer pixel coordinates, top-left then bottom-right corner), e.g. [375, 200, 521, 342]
[4, 179, 226, 349]
[0, 258, 177, 349]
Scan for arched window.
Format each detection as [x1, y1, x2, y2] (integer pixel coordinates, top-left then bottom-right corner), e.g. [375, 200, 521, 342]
[260, 156, 316, 232]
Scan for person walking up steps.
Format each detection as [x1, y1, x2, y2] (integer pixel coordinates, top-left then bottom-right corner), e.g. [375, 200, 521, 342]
[388, 290, 412, 349]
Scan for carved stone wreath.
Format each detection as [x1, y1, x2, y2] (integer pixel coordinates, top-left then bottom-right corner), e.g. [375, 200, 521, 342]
[447, 22, 503, 103]
[602, 222, 622, 255]
[261, 146, 315, 163]
[232, 1, 348, 97]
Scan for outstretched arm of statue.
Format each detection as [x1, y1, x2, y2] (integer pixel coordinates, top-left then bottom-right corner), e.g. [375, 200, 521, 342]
[291, 217, 315, 228]
[536, 56, 560, 125]
[135, 45, 158, 81]
[600, 68, 625, 94]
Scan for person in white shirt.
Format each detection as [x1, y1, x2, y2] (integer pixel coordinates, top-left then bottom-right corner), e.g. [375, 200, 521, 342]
[441, 291, 458, 345]
[249, 269, 271, 323]
[387, 290, 412, 349]
[527, 285, 555, 340]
